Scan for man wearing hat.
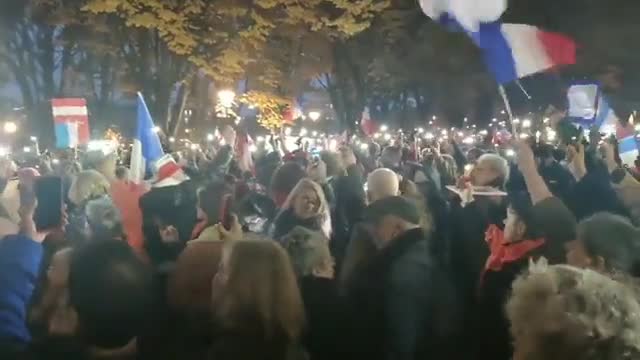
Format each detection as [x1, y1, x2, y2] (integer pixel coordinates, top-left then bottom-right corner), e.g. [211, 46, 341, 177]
[345, 196, 461, 360]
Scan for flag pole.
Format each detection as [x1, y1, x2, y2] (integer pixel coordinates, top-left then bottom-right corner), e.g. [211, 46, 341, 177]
[515, 80, 532, 99]
[498, 85, 518, 134]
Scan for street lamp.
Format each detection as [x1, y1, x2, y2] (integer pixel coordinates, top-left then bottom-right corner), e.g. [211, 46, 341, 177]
[217, 90, 236, 108]
[308, 111, 321, 122]
[4, 121, 17, 134]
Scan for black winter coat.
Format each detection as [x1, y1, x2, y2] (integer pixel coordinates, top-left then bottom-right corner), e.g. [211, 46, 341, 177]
[299, 276, 345, 360]
[345, 228, 462, 360]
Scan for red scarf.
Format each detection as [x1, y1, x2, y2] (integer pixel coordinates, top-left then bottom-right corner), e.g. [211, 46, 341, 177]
[483, 224, 545, 274]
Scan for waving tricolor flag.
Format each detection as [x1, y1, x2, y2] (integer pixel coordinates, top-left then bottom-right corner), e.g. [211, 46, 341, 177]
[130, 93, 164, 183]
[419, 0, 576, 84]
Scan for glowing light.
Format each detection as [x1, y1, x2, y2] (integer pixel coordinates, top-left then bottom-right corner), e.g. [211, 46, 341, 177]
[501, 110, 506, 115]
[169, 137, 175, 143]
[600, 124, 615, 136]
[299, 128, 308, 136]
[505, 149, 515, 157]
[152, 126, 161, 133]
[373, 133, 381, 139]
[207, 133, 214, 141]
[464, 164, 474, 172]
[429, 121, 433, 125]
[308, 111, 321, 122]
[384, 133, 391, 140]
[519, 133, 529, 139]
[256, 136, 265, 143]
[425, 132, 435, 140]
[417, 127, 424, 133]
[249, 144, 257, 152]
[479, 130, 488, 136]
[30, 136, 37, 142]
[522, 119, 532, 128]
[513, 118, 520, 125]
[360, 143, 369, 150]
[464, 117, 468, 122]
[3, 122, 17, 134]
[457, 131, 464, 137]
[432, 115, 437, 120]
[185, 128, 191, 134]
[190, 144, 199, 151]
[51, 158, 59, 165]
[492, 118, 498, 123]
[217, 90, 236, 108]
[312, 131, 318, 137]
[543, 117, 550, 123]
[284, 127, 292, 136]
[380, 125, 389, 132]
[329, 139, 338, 151]
[23, 146, 31, 153]
[462, 137, 474, 145]
[441, 129, 448, 136]
[547, 129, 557, 141]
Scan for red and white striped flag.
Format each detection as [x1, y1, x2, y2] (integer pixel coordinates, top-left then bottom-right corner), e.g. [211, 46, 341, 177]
[51, 98, 90, 148]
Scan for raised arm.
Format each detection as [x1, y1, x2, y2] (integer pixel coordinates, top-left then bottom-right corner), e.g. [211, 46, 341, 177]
[515, 140, 553, 204]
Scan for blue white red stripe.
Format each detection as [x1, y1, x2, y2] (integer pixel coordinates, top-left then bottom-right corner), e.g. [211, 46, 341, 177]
[419, 0, 576, 84]
[130, 93, 164, 183]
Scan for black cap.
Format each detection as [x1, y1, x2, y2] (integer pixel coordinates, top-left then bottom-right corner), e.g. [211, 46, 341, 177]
[363, 196, 421, 225]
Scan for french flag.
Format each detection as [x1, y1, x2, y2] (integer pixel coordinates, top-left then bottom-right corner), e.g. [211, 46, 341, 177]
[130, 93, 164, 183]
[595, 96, 639, 165]
[419, 0, 577, 84]
[51, 98, 90, 148]
[477, 23, 577, 84]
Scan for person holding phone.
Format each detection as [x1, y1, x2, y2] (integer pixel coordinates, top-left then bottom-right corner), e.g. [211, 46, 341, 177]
[0, 182, 64, 348]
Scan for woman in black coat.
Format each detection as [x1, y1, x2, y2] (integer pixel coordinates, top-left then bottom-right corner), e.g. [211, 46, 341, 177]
[281, 227, 345, 360]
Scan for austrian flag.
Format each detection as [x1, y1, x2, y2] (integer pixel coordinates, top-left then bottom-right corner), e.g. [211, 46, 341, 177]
[51, 98, 90, 148]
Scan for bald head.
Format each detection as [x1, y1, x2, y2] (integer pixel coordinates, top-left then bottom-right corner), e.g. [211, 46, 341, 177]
[367, 168, 400, 203]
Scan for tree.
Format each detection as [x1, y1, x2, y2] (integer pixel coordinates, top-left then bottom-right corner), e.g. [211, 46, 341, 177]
[82, 0, 391, 130]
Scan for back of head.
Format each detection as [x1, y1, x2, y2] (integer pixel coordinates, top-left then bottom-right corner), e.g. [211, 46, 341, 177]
[578, 213, 640, 275]
[281, 226, 331, 278]
[380, 146, 402, 169]
[270, 162, 306, 206]
[508, 264, 640, 360]
[476, 153, 509, 187]
[216, 240, 305, 341]
[68, 170, 111, 206]
[198, 180, 234, 226]
[367, 168, 399, 202]
[320, 151, 344, 178]
[85, 196, 123, 240]
[69, 240, 153, 349]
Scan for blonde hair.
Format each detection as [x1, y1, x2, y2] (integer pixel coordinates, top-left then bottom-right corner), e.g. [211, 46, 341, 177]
[214, 240, 305, 341]
[68, 170, 110, 206]
[507, 264, 640, 360]
[282, 178, 332, 239]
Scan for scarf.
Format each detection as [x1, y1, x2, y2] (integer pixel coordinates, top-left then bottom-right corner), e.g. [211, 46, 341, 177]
[483, 224, 545, 273]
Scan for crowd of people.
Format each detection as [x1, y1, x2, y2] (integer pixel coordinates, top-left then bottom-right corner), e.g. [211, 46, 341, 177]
[2, 113, 640, 360]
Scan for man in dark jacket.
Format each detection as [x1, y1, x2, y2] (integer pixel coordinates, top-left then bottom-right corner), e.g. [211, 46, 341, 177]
[346, 196, 460, 360]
